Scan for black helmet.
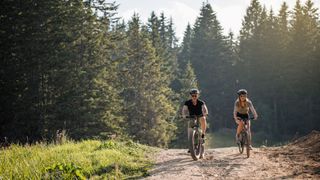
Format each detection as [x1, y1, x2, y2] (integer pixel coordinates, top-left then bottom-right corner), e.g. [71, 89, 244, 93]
[189, 88, 200, 95]
[237, 89, 248, 96]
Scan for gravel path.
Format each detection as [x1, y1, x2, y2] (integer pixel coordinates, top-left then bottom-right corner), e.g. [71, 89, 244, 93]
[144, 147, 319, 180]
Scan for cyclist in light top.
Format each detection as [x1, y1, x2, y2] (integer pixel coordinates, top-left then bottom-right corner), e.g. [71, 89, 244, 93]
[182, 89, 208, 140]
[233, 89, 258, 149]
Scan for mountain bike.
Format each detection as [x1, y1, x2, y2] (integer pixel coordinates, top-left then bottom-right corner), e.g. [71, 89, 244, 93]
[186, 115, 205, 160]
[237, 117, 254, 158]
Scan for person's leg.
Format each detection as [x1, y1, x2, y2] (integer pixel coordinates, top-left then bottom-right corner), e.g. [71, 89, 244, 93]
[236, 121, 244, 136]
[236, 121, 244, 143]
[187, 121, 191, 140]
[187, 122, 191, 153]
[200, 116, 207, 136]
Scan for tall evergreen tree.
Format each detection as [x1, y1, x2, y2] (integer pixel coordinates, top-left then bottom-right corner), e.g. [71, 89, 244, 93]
[189, 2, 234, 130]
[122, 14, 176, 147]
[178, 23, 193, 70]
[238, 0, 263, 90]
[0, 0, 124, 141]
[286, 0, 320, 132]
[171, 62, 198, 148]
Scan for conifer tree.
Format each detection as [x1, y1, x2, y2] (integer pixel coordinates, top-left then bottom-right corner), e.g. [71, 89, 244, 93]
[122, 14, 176, 147]
[171, 62, 198, 147]
[189, 2, 234, 129]
[178, 23, 192, 70]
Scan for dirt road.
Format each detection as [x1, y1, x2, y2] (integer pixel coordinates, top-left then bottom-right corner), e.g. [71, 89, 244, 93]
[145, 145, 320, 179]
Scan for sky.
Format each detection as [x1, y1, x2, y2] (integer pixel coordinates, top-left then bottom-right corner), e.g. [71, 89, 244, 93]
[115, 0, 320, 41]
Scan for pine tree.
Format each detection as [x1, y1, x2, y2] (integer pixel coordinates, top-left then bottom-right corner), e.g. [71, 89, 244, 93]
[171, 62, 198, 148]
[167, 17, 179, 49]
[189, 2, 235, 129]
[238, 0, 263, 90]
[0, 0, 125, 141]
[122, 14, 176, 147]
[286, 0, 320, 132]
[159, 12, 167, 46]
[272, 2, 290, 135]
[178, 23, 192, 70]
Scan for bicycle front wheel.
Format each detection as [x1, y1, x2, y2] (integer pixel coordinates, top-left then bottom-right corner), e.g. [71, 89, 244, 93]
[189, 129, 202, 160]
[245, 134, 250, 158]
[238, 134, 244, 154]
[238, 142, 244, 154]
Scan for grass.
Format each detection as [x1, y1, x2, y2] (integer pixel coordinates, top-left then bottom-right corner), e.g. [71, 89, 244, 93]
[0, 139, 157, 179]
[206, 129, 290, 148]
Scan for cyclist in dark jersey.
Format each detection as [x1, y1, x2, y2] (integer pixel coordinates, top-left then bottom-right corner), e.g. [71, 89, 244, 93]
[182, 89, 208, 139]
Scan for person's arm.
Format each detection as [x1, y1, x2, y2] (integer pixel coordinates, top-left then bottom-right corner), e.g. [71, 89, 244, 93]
[202, 103, 208, 116]
[182, 105, 189, 118]
[233, 101, 239, 123]
[248, 100, 258, 120]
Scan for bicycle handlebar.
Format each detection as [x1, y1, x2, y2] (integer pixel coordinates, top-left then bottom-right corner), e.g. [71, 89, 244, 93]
[237, 117, 255, 121]
[183, 114, 208, 119]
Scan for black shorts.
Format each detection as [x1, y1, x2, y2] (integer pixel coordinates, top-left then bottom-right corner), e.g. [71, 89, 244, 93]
[236, 112, 249, 121]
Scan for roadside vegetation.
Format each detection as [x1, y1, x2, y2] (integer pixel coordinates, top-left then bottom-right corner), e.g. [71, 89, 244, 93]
[206, 129, 292, 148]
[0, 139, 157, 179]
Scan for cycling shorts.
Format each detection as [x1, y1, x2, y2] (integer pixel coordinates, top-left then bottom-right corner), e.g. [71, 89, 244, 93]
[236, 112, 249, 121]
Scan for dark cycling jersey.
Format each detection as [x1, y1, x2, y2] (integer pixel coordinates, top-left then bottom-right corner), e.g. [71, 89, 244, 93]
[184, 99, 206, 116]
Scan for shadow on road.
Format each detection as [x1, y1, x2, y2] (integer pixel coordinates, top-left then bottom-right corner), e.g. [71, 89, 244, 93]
[150, 155, 195, 175]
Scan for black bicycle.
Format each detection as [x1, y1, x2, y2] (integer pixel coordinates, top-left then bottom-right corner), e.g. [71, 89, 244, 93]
[237, 117, 254, 158]
[185, 115, 205, 160]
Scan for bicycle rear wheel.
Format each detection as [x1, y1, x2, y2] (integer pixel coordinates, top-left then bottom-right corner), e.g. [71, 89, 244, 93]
[189, 129, 202, 160]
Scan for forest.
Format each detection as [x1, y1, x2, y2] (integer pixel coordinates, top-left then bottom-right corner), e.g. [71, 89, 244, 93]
[1, 0, 319, 147]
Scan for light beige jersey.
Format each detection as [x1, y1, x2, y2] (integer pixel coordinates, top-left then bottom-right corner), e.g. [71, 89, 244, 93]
[233, 98, 258, 119]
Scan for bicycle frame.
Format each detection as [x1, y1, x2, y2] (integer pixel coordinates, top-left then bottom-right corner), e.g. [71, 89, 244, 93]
[188, 116, 201, 129]
[237, 117, 254, 157]
[238, 116, 254, 133]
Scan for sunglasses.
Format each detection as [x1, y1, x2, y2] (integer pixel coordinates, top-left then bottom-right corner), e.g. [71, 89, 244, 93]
[191, 94, 198, 97]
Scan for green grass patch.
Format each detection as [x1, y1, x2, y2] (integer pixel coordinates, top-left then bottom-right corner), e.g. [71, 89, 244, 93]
[0, 140, 157, 179]
[206, 129, 236, 148]
[206, 129, 290, 148]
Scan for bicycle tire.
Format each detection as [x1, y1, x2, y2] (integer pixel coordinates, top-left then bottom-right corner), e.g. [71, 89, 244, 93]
[238, 133, 244, 154]
[189, 129, 201, 160]
[246, 134, 250, 158]
[246, 144, 250, 158]
[239, 142, 244, 154]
